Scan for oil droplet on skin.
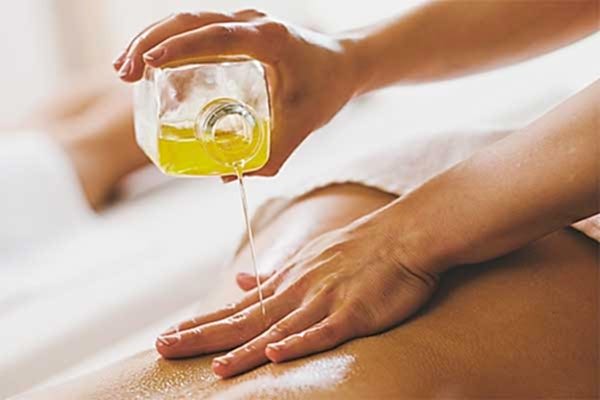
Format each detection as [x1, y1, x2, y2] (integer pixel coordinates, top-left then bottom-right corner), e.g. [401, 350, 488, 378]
[206, 355, 355, 399]
[235, 166, 267, 321]
[229, 313, 247, 322]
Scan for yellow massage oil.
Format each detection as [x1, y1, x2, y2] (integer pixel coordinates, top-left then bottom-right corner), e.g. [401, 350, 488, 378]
[157, 119, 270, 176]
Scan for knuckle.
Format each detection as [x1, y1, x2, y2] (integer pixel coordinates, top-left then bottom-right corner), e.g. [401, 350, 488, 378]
[282, 279, 306, 299]
[283, 269, 315, 296]
[270, 322, 291, 337]
[316, 241, 347, 263]
[317, 282, 338, 300]
[392, 263, 439, 291]
[231, 322, 249, 337]
[259, 20, 289, 38]
[172, 11, 200, 24]
[257, 20, 289, 61]
[227, 311, 250, 332]
[319, 321, 342, 342]
[235, 8, 267, 19]
[211, 24, 238, 41]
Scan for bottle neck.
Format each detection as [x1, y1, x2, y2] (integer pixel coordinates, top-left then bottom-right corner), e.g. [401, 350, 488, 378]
[195, 98, 261, 168]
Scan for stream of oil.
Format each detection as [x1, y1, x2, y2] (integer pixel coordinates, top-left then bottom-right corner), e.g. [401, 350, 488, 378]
[235, 167, 266, 319]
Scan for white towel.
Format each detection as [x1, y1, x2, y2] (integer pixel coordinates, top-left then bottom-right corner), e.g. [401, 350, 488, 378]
[247, 129, 599, 246]
[0, 132, 93, 259]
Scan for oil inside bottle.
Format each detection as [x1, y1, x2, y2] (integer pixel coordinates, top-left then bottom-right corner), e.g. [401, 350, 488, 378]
[157, 119, 270, 176]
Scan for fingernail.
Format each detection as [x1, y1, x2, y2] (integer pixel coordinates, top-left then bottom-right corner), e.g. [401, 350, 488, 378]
[212, 356, 230, 378]
[118, 58, 133, 77]
[162, 325, 177, 336]
[112, 50, 127, 67]
[238, 272, 252, 278]
[143, 47, 165, 62]
[212, 359, 228, 379]
[213, 357, 229, 365]
[157, 335, 179, 346]
[266, 343, 283, 352]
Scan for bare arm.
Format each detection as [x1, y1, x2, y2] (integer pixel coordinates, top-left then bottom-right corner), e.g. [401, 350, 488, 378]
[385, 80, 599, 273]
[28, 83, 147, 209]
[346, 0, 598, 94]
[117, 1, 597, 175]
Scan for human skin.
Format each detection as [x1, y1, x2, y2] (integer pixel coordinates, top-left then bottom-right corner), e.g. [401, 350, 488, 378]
[113, 1, 599, 377]
[115, 1, 598, 175]
[146, 79, 598, 379]
[15, 184, 598, 399]
[24, 81, 148, 209]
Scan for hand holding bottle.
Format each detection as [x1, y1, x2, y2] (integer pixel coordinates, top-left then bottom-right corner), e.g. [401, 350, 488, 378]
[115, 9, 359, 176]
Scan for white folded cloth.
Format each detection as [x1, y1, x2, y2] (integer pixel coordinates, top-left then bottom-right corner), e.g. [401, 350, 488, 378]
[0, 132, 93, 258]
[247, 128, 599, 245]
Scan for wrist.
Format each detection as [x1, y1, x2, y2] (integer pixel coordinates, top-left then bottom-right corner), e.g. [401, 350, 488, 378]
[374, 191, 466, 276]
[337, 32, 374, 99]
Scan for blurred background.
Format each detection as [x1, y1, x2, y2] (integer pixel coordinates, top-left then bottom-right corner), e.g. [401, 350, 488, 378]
[0, 0, 598, 398]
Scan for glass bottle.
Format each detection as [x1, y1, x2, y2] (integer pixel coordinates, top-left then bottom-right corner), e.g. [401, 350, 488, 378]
[133, 59, 271, 176]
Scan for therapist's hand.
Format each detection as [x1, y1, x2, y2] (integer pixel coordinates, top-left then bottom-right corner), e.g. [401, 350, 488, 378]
[154, 208, 439, 378]
[114, 9, 359, 176]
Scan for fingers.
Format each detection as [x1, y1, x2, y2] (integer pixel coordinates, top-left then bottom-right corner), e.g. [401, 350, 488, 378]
[113, 15, 170, 70]
[117, 12, 236, 82]
[141, 21, 286, 71]
[232, 8, 267, 20]
[246, 159, 282, 177]
[160, 286, 273, 336]
[221, 175, 238, 184]
[211, 296, 328, 378]
[265, 312, 354, 363]
[156, 289, 297, 358]
[245, 140, 290, 177]
[116, 9, 271, 82]
[236, 271, 274, 291]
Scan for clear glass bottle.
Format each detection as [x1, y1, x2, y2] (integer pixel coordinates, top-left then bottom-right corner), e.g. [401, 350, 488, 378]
[133, 59, 271, 176]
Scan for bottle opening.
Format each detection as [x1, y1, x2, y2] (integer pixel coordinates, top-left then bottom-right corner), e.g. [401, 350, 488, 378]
[196, 98, 263, 168]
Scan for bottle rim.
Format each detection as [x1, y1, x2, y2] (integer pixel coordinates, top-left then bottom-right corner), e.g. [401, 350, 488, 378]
[195, 97, 263, 168]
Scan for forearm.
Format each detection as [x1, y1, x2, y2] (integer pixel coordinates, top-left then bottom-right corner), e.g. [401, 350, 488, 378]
[382, 80, 599, 274]
[342, 0, 598, 95]
[49, 103, 147, 209]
